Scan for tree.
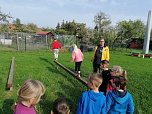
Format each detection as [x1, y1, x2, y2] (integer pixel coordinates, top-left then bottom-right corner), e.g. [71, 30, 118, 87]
[0, 9, 12, 23]
[13, 18, 23, 32]
[93, 12, 112, 44]
[25, 23, 38, 33]
[94, 12, 111, 34]
[0, 9, 12, 32]
[56, 22, 60, 29]
[113, 19, 145, 48]
[75, 23, 87, 38]
[0, 24, 9, 32]
[61, 20, 65, 29]
[116, 20, 145, 40]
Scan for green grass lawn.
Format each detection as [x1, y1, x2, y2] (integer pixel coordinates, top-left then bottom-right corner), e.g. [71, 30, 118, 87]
[0, 50, 152, 114]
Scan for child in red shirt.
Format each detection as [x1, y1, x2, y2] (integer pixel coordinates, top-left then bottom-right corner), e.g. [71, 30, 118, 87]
[51, 39, 61, 60]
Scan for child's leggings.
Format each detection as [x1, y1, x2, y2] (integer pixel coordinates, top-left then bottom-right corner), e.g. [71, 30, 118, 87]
[75, 61, 82, 72]
[53, 49, 59, 59]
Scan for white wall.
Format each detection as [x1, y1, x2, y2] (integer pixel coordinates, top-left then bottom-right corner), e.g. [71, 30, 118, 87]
[0, 39, 12, 45]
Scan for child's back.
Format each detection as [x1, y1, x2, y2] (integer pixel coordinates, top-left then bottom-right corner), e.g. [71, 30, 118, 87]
[106, 90, 134, 114]
[99, 69, 111, 95]
[106, 76, 134, 114]
[72, 44, 84, 62]
[14, 103, 36, 114]
[76, 90, 106, 114]
[76, 73, 106, 114]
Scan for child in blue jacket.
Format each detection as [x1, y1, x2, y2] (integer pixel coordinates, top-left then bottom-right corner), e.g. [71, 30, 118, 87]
[76, 73, 106, 114]
[106, 76, 134, 114]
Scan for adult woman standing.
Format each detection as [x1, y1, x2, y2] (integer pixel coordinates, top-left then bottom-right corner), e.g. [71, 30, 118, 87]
[92, 38, 109, 73]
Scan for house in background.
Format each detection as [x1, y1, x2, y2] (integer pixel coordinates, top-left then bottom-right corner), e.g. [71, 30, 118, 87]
[129, 38, 152, 50]
[34, 31, 54, 44]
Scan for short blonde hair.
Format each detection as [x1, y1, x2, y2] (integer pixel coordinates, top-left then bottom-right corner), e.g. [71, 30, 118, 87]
[111, 66, 127, 79]
[17, 79, 45, 104]
[89, 73, 103, 89]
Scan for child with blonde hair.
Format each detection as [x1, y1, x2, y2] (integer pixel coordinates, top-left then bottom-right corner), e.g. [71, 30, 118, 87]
[76, 73, 106, 114]
[111, 66, 127, 79]
[107, 66, 127, 93]
[71, 44, 84, 77]
[51, 97, 70, 114]
[13, 79, 46, 114]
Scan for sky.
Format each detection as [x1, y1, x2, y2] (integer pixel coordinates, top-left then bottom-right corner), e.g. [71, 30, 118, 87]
[0, 0, 152, 28]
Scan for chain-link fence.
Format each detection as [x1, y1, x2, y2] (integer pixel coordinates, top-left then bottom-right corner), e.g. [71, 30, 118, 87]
[0, 32, 76, 51]
[54, 35, 76, 48]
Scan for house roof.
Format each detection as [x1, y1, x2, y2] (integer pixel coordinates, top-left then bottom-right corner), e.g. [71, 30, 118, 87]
[8, 24, 16, 30]
[36, 31, 52, 35]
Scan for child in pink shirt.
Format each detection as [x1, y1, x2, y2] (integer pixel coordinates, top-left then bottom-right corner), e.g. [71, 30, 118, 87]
[71, 44, 84, 77]
[13, 79, 45, 114]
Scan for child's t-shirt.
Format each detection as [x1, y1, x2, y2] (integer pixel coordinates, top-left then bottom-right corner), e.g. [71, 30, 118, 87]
[14, 103, 36, 114]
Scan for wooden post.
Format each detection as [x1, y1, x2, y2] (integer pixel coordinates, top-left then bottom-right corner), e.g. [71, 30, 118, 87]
[17, 33, 19, 51]
[46, 34, 48, 49]
[6, 57, 15, 90]
[25, 33, 27, 51]
[54, 60, 88, 87]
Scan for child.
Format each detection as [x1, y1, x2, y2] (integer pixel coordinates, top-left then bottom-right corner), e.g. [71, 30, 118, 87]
[51, 38, 61, 60]
[76, 73, 106, 114]
[99, 60, 111, 96]
[51, 97, 70, 114]
[71, 44, 84, 77]
[107, 66, 127, 93]
[106, 76, 134, 114]
[13, 79, 46, 114]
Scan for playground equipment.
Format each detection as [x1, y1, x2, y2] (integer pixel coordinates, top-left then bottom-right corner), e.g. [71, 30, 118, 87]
[54, 60, 88, 87]
[6, 57, 15, 90]
[130, 52, 152, 58]
[143, 10, 152, 54]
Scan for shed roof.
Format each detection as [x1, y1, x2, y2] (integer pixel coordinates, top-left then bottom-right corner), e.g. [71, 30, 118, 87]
[36, 31, 52, 35]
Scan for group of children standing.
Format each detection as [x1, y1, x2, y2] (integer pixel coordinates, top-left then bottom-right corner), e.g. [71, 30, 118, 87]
[76, 61, 134, 114]
[13, 62, 134, 114]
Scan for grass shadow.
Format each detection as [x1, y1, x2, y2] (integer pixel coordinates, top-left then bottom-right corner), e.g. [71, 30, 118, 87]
[39, 94, 52, 114]
[0, 108, 2, 114]
[2, 99, 14, 114]
[39, 57, 87, 113]
[39, 57, 54, 66]
[39, 57, 81, 87]
[39, 57, 60, 74]
[56, 80, 87, 113]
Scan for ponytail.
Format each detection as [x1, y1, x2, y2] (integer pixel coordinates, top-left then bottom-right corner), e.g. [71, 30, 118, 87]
[122, 70, 127, 80]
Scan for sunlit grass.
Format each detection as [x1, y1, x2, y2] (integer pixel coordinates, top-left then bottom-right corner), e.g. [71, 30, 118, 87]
[0, 50, 151, 114]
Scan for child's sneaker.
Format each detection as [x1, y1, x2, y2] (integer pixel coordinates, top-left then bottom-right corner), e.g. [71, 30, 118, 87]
[77, 71, 81, 78]
[77, 73, 81, 78]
